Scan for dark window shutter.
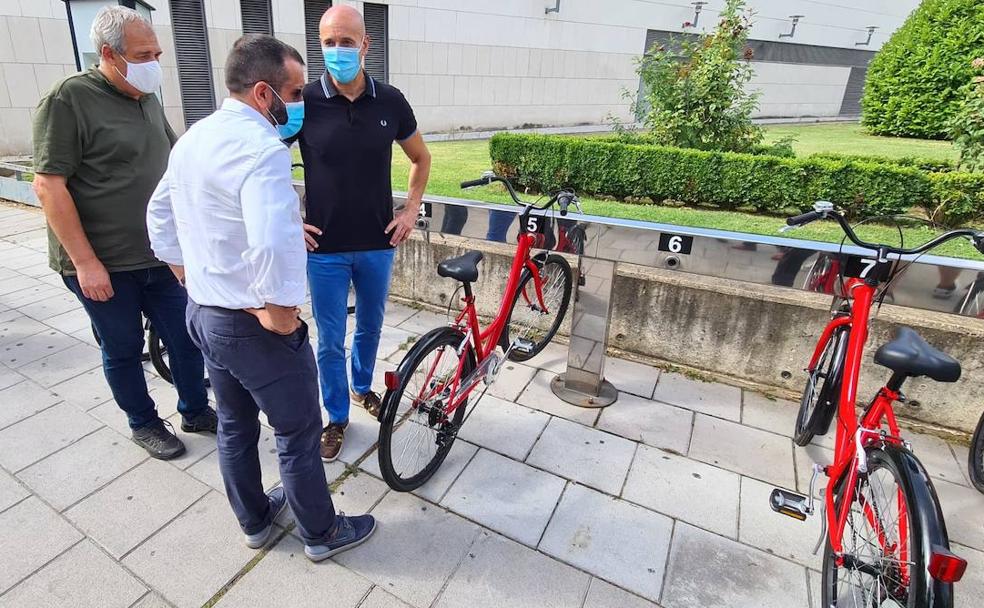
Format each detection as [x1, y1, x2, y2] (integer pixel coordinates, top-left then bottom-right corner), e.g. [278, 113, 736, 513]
[170, 0, 216, 128]
[363, 3, 388, 83]
[241, 0, 273, 36]
[304, 0, 333, 81]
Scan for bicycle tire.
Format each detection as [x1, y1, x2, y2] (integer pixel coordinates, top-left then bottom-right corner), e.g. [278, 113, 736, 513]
[378, 326, 476, 492]
[822, 445, 954, 607]
[502, 254, 573, 362]
[968, 412, 984, 493]
[794, 326, 848, 447]
[147, 325, 173, 384]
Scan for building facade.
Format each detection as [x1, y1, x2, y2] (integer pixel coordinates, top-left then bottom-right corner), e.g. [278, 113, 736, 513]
[0, 0, 920, 155]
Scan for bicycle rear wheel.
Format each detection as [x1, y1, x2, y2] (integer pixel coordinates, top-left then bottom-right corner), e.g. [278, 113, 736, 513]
[794, 326, 847, 446]
[378, 327, 476, 492]
[147, 325, 173, 384]
[968, 413, 984, 493]
[503, 254, 572, 362]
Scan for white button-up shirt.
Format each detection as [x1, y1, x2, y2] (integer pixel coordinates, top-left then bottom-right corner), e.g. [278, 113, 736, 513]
[147, 98, 306, 309]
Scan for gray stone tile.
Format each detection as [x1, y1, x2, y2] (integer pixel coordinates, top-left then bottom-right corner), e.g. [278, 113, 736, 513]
[741, 391, 799, 437]
[0, 284, 61, 308]
[0, 328, 79, 368]
[526, 417, 636, 495]
[164, 412, 218, 470]
[16, 342, 102, 387]
[17, 427, 147, 511]
[954, 542, 984, 608]
[396, 309, 447, 335]
[738, 476, 822, 569]
[434, 530, 590, 608]
[0, 497, 83, 594]
[517, 370, 599, 426]
[583, 578, 661, 608]
[0, 311, 48, 346]
[487, 361, 537, 402]
[50, 367, 122, 411]
[65, 459, 210, 558]
[794, 444, 833, 498]
[0, 540, 146, 608]
[361, 439, 479, 504]
[0, 468, 28, 513]
[383, 301, 420, 327]
[0, 401, 102, 472]
[17, 291, 82, 321]
[935, 478, 984, 552]
[280, 471, 388, 531]
[604, 357, 659, 399]
[597, 393, 693, 456]
[442, 449, 566, 547]
[951, 442, 973, 487]
[651, 373, 742, 422]
[0, 378, 61, 429]
[0, 272, 43, 296]
[334, 491, 481, 608]
[807, 569, 821, 608]
[42, 307, 92, 335]
[186, 424, 279, 493]
[123, 492, 256, 608]
[457, 394, 550, 460]
[87, 399, 131, 436]
[215, 535, 371, 608]
[129, 592, 173, 608]
[0, 364, 23, 390]
[374, 327, 418, 361]
[905, 431, 966, 486]
[318, 405, 381, 466]
[622, 445, 739, 539]
[689, 414, 796, 488]
[360, 586, 414, 608]
[661, 523, 809, 608]
[523, 340, 569, 374]
[539, 484, 673, 603]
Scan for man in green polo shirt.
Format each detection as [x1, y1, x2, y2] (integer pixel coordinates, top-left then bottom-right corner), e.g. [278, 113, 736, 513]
[32, 5, 215, 460]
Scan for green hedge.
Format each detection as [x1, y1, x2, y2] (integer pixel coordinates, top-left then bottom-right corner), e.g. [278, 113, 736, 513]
[861, 0, 984, 139]
[488, 133, 984, 226]
[599, 134, 795, 158]
[808, 152, 956, 173]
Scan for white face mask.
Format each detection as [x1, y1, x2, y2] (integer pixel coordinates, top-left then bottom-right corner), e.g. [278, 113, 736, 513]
[115, 57, 162, 94]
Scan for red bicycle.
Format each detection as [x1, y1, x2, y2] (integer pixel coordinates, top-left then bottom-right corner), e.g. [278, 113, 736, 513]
[770, 202, 984, 607]
[376, 173, 575, 491]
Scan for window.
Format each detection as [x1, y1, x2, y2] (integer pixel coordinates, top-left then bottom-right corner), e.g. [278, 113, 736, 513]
[363, 3, 388, 83]
[169, 0, 216, 128]
[240, 0, 273, 36]
[304, 0, 333, 81]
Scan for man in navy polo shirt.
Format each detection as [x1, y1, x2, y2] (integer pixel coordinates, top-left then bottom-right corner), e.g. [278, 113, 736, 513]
[299, 5, 431, 462]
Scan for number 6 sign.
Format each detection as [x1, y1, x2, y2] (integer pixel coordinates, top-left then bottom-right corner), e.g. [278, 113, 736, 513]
[658, 233, 694, 255]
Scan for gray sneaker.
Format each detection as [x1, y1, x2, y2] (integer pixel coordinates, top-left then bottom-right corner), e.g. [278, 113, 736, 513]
[244, 486, 288, 549]
[131, 419, 185, 460]
[304, 513, 377, 562]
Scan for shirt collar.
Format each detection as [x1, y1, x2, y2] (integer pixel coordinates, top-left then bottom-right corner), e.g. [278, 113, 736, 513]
[320, 70, 376, 100]
[221, 98, 279, 136]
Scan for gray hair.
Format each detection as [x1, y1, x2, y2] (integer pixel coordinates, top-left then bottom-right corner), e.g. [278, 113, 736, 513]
[90, 5, 150, 55]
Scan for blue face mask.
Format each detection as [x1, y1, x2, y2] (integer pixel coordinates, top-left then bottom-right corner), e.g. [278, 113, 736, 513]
[322, 45, 362, 84]
[268, 88, 304, 139]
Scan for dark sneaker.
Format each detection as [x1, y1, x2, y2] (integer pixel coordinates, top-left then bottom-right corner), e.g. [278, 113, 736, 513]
[181, 406, 218, 434]
[320, 423, 346, 462]
[304, 513, 377, 562]
[132, 419, 186, 460]
[350, 390, 382, 418]
[244, 486, 288, 549]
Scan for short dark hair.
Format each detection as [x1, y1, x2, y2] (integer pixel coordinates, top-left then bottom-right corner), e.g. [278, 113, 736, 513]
[225, 34, 304, 94]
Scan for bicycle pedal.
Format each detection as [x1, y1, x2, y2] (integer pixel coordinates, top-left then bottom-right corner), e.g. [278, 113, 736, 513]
[511, 338, 535, 355]
[769, 488, 812, 521]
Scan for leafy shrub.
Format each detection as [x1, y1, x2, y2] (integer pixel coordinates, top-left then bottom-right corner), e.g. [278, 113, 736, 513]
[808, 152, 955, 173]
[861, 0, 984, 139]
[951, 58, 984, 172]
[927, 172, 984, 225]
[597, 134, 795, 158]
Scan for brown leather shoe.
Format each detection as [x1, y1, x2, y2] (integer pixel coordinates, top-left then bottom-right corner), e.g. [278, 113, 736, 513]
[320, 423, 345, 462]
[350, 390, 382, 418]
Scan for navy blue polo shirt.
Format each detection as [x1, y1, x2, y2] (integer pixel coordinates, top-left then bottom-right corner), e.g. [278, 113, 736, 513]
[298, 72, 418, 254]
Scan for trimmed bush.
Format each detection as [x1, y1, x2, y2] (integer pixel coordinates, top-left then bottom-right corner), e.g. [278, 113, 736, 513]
[861, 0, 984, 139]
[808, 152, 955, 173]
[489, 133, 983, 226]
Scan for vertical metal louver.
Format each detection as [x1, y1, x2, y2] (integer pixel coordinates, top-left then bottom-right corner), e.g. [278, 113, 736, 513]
[304, 0, 333, 81]
[363, 3, 388, 84]
[240, 0, 273, 36]
[169, 0, 216, 128]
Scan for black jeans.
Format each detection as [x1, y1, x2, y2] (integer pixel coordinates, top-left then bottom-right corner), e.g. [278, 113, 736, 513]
[185, 302, 336, 544]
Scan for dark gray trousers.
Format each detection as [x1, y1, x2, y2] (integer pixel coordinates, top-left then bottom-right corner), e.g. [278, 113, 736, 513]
[186, 302, 335, 545]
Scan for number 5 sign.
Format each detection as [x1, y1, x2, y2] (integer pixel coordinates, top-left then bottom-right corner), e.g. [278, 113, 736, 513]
[658, 233, 694, 255]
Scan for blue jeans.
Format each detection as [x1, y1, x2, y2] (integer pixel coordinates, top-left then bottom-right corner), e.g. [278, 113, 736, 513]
[307, 249, 395, 425]
[63, 266, 209, 430]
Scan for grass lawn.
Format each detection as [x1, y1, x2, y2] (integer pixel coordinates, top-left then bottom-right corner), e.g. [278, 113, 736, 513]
[294, 122, 979, 259]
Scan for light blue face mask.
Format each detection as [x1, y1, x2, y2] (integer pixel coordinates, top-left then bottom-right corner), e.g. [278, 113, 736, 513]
[322, 45, 362, 84]
[268, 88, 304, 139]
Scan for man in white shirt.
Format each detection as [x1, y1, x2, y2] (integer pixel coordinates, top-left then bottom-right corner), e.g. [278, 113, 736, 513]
[146, 35, 375, 561]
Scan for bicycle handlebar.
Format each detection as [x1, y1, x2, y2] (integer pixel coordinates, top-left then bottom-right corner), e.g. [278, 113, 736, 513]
[460, 172, 579, 217]
[786, 211, 822, 227]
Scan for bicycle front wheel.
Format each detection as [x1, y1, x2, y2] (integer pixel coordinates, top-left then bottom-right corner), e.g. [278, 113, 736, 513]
[794, 326, 847, 447]
[147, 325, 173, 384]
[378, 327, 476, 492]
[504, 254, 573, 362]
[968, 413, 984, 493]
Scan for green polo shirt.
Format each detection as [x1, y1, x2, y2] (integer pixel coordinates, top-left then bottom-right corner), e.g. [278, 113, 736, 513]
[33, 67, 176, 275]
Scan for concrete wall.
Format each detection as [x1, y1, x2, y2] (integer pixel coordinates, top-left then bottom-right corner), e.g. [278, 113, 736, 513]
[391, 232, 984, 435]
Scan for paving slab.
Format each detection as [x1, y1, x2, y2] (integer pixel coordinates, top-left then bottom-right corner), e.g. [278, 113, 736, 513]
[215, 534, 371, 608]
[457, 395, 549, 461]
[0, 401, 102, 472]
[934, 478, 984, 552]
[396, 309, 448, 336]
[539, 483, 673, 602]
[526, 416, 636, 495]
[522, 340, 569, 374]
[129, 592, 173, 608]
[186, 425, 280, 493]
[0, 284, 62, 308]
[738, 476, 823, 569]
[0, 539, 146, 608]
[0, 273, 43, 296]
[123, 492, 256, 608]
[660, 522, 809, 608]
[164, 412, 218, 470]
[17, 426, 147, 511]
[794, 444, 833, 498]
[360, 587, 414, 608]
[688, 414, 796, 488]
[0, 497, 83, 594]
[487, 361, 537, 402]
[651, 373, 741, 422]
[280, 471, 389, 532]
[41, 307, 92, 335]
[583, 578, 661, 608]
[622, 445, 739, 539]
[65, 458, 210, 558]
[741, 391, 799, 437]
[382, 301, 421, 327]
[16, 291, 82, 322]
[905, 431, 967, 486]
[596, 392, 693, 456]
[334, 491, 481, 608]
[0, 328, 78, 368]
[319, 406, 380, 465]
[0, 312, 48, 346]
[374, 327, 418, 361]
[0, 468, 28, 513]
[0, 377, 62, 429]
[49, 367, 120, 411]
[434, 530, 591, 608]
[603, 356, 659, 399]
[516, 369, 599, 426]
[361, 438, 479, 504]
[954, 543, 984, 608]
[0, 364, 22, 390]
[16, 342, 101, 387]
[86, 399, 133, 437]
[442, 448, 566, 547]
